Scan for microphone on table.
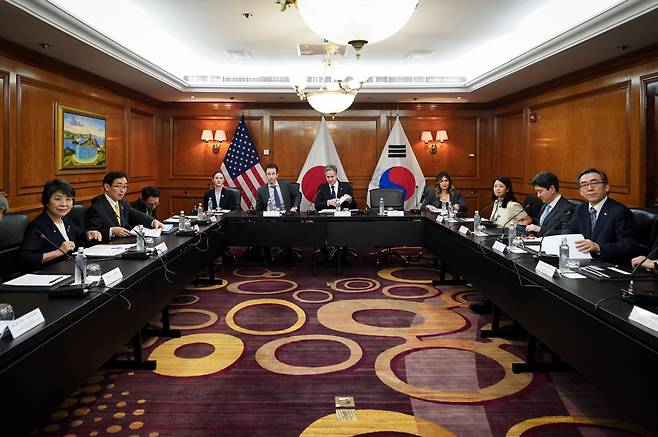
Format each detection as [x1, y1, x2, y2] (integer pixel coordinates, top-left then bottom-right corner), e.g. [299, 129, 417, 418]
[38, 232, 88, 297]
[534, 210, 572, 259]
[184, 191, 201, 215]
[410, 185, 421, 214]
[497, 203, 531, 241]
[121, 225, 152, 259]
[621, 245, 658, 305]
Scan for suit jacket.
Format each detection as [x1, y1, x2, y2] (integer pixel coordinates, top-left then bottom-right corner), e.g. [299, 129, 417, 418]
[130, 198, 157, 218]
[563, 197, 638, 265]
[535, 196, 575, 236]
[421, 188, 467, 216]
[86, 194, 153, 241]
[203, 188, 238, 211]
[255, 181, 301, 211]
[314, 181, 357, 210]
[19, 212, 88, 272]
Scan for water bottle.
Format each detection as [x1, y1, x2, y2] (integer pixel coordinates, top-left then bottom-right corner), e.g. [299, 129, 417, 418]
[135, 225, 145, 251]
[559, 237, 570, 272]
[447, 202, 454, 219]
[178, 210, 186, 230]
[207, 197, 214, 213]
[75, 248, 87, 285]
[441, 202, 447, 216]
[507, 224, 516, 247]
[379, 197, 385, 215]
[473, 210, 481, 231]
[267, 196, 274, 212]
[197, 202, 204, 220]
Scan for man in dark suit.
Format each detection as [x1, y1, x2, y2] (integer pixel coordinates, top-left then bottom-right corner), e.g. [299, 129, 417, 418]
[255, 163, 301, 212]
[563, 167, 638, 265]
[131, 186, 160, 218]
[525, 171, 575, 236]
[86, 171, 164, 241]
[314, 164, 356, 210]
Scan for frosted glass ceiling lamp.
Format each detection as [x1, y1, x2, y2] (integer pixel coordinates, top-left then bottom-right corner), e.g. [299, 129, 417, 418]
[281, 0, 418, 58]
[306, 90, 356, 116]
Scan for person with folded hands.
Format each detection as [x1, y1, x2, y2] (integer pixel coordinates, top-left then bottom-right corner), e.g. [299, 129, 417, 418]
[489, 176, 532, 228]
[19, 179, 102, 272]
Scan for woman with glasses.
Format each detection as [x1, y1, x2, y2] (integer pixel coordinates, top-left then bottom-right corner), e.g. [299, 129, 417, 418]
[19, 179, 102, 272]
[203, 171, 238, 211]
[421, 172, 467, 216]
[490, 176, 532, 228]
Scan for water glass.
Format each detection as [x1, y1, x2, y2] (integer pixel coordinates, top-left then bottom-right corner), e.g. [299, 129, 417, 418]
[145, 237, 155, 250]
[565, 259, 580, 270]
[0, 303, 14, 321]
[85, 263, 102, 286]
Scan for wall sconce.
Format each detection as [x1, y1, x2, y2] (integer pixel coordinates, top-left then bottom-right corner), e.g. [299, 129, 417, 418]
[201, 129, 227, 154]
[420, 131, 436, 154]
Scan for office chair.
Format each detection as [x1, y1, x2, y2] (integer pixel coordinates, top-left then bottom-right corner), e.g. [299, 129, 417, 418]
[630, 208, 658, 254]
[270, 182, 303, 264]
[367, 188, 409, 266]
[68, 204, 87, 229]
[0, 213, 29, 280]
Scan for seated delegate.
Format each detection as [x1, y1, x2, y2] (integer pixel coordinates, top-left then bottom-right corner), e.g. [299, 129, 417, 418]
[422, 171, 467, 216]
[489, 176, 532, 228]
[19, 179, 102, 272]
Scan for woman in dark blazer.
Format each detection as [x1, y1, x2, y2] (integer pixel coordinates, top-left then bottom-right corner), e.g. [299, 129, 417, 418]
[421, 172, 467, 216]
[203, 171, 238, 211]
[19, 179, 102, 272]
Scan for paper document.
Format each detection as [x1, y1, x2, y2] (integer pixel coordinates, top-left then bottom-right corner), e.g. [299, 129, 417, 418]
[540, 234, 592, 259]
[163, 218, 179, 224]
[84, 244, 136, 258]
[3, 274, 70, 287]
[129, 228, 161, 238]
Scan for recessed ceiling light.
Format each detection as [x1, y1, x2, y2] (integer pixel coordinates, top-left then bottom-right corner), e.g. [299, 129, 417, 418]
[190, 95, 196, 99]
[225, 50, 252, 59]
[407, 50, 433, 60]
[456, 96, 463, 100]
[38, 42, 50, 49]
[242, 12, 253, 19]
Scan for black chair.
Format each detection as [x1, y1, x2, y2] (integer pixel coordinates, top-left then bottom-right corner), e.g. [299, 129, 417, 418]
[522, 194, 543, 224]
[568, 198, 586, 208]
[224, 188, 242, 210]
[630, 208, 658, 254]
[0, 213, 29, 280]
[68, 204, 87, 229]
[270, 182, 303, 264]
[368, 188, 408, 266]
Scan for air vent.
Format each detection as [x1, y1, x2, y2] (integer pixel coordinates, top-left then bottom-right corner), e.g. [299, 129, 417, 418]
[225, 50, 252, 59]
[407, 50, 434, 60]
[297, 43, 346, 56]
[182, 75, 466, 86]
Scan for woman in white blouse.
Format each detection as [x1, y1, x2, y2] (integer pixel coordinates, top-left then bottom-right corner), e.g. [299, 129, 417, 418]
[490, 176, 532, 228]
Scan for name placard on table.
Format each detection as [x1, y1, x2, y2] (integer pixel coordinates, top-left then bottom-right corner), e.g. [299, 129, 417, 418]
[386, 210, 404, 217]
[263, 211, 281, 217]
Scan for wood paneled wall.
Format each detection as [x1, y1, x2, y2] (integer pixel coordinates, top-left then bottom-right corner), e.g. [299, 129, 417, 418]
[0, 52, 159, 217]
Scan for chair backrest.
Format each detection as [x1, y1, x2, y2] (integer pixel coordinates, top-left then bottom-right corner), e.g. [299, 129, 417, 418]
[522, 194, 543, 223]
[630, 208, 658, 253]
[224, 188, 242, 210]
[369, 188, 404, 210]
[68, 204, 87, 229]
[0, 213, 29, 279]
[568, 198, 586, 208]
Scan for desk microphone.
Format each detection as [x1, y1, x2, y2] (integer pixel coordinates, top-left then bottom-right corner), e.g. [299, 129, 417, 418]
[184, 191, 201, 215]
[38, 232, 88, 297]
[621, 245, 658, 305]
[410, 185, 421, 214]
[122, 225, 152, 259]
[535, 210, 572, 258]
[497, 203, 531, 240]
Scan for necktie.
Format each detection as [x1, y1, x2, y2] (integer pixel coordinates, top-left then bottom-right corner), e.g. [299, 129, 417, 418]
[273, 186, 282, 209]
[114, 202, 121, 225]
[589, 207, 597, 231]
[330, 185, 336, 198]
[539, 204, 552, 226]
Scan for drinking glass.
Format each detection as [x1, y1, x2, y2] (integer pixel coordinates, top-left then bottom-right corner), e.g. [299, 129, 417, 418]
[85, 263, 102, 286]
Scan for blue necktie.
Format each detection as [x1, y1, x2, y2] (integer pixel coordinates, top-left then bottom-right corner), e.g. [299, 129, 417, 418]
[273, 186, 282, 209]
[590, 207, 597, 231]
[539, 204, 551, 226]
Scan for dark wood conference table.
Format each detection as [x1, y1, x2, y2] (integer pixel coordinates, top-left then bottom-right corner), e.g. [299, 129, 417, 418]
[1, 211, 657, 431]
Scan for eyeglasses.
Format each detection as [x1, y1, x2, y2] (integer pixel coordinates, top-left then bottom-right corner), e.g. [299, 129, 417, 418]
[578, 181, 604, 189]
[111, 184, 128, 190]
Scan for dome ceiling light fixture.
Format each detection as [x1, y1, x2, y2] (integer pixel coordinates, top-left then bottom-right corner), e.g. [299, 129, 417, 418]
[279, 0, 418, 58]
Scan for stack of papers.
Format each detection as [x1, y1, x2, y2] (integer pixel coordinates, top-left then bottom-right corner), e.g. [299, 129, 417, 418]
[541, 234, 592, 259]
[3, 274, 71, 287]
[84, 244, 136, 258]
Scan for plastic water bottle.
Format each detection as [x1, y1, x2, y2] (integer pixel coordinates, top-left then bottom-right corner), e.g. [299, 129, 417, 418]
[559, 237, 569, 272]
[197, 203, 204, 220]
[178, 210, 186, 230]
[135, 225, 145, 251]
[441, 202, 447, 216]
[379, 197, 385, 215]
[473, 210, 481, 231]
[75, 248, 87, 285]
[507, 224, 516, 247]
[447, 202, 454, 219]
[207, 197, 214, 213]
[267, 196, 274, 212]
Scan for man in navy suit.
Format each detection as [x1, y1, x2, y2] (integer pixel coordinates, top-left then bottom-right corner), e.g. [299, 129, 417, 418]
[314, 164, 356, 210]
[255, 163, 301, 211]
[86, 171, 164, 241]
[563, 168, 638, 265]
[525, 171, 574, 236]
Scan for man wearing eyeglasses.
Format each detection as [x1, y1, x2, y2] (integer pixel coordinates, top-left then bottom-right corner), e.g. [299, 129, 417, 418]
[131, 186, 160, 219]
[563, 167, 638, 265]
[86, 171, 164, 241]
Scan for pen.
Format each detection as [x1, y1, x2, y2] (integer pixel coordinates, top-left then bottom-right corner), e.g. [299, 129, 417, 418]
[48, 276, 62, 284]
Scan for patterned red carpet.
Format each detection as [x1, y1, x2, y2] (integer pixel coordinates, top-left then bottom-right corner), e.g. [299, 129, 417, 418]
[34, 254, 651, 436]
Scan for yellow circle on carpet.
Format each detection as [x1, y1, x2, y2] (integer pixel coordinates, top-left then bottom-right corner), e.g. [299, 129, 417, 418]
[168, 309, 218, 330]
[226, 299, 306, 335]
[375, 338, 532, 403]
[506, 415, 653, 436]
[150, 333, 244, 377]
[378, 267, 441, 284]
[292, 289, 333, 304]
[317, 299, 465, 338]
[255, 335, 362, 375]
[382, 284, 439, 299]
[328, 277, 380, 293]
[233, 267, 285, 278]
[300, 409, 454, 436]
[227, 279, 297, 295]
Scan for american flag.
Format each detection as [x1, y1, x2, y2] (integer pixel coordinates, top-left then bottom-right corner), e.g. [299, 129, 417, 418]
[220, 116, 267, 210]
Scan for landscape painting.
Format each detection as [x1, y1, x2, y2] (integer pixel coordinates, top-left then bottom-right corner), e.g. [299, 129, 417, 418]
[56, 104, 107, 173]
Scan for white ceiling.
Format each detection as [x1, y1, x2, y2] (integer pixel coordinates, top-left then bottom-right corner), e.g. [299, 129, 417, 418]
[1, 0, 658, 103]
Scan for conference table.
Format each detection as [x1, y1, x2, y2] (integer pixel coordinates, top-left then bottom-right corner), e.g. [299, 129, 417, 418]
[1, 210, 657, 432]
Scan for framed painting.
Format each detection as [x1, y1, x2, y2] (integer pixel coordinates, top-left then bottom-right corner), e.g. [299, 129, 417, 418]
[55, 103, 107, 174]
